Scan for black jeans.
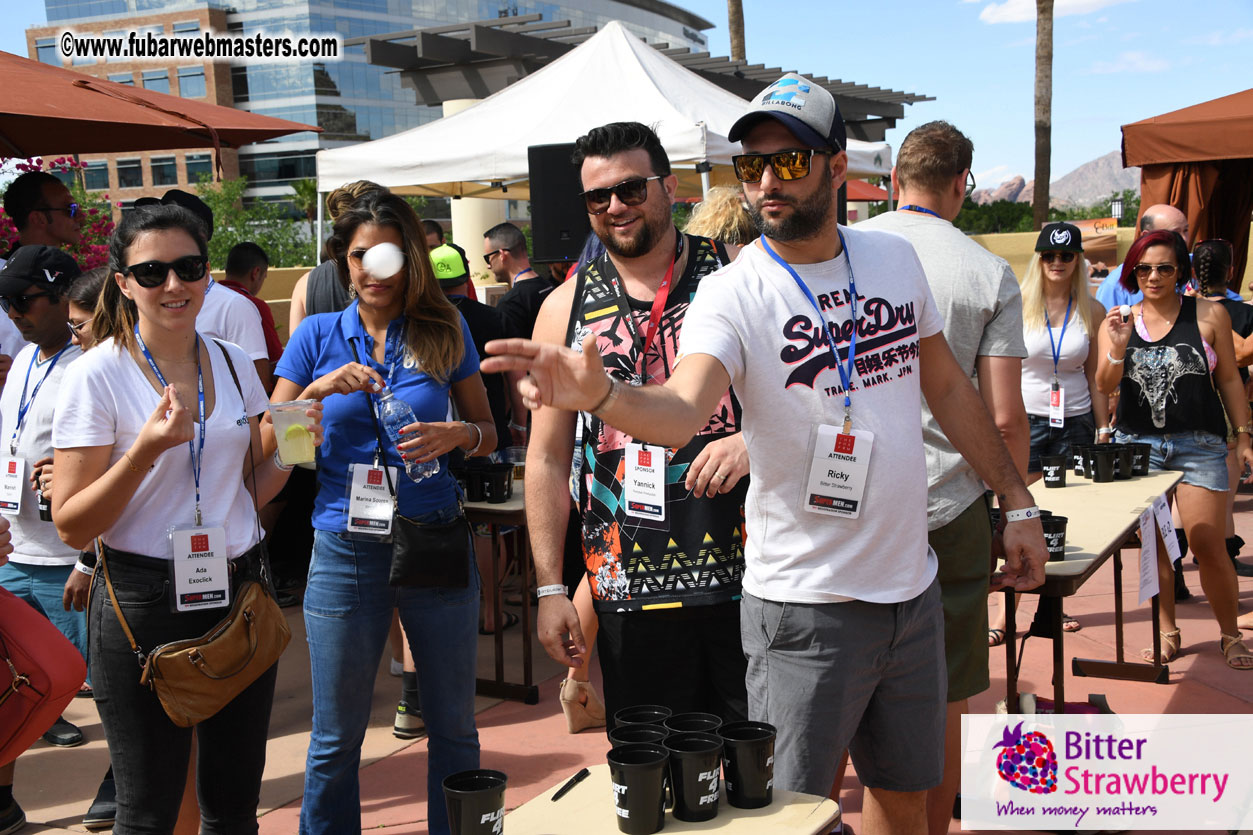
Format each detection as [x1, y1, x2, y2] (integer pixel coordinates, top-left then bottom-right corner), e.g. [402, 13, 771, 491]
[596, 599, 748, 732]
[89, 548, 278, 835]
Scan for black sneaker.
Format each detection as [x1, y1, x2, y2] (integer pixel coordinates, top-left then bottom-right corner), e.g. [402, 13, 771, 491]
[41, 715, 84, 747]
[1173, 559, 1192, 602]
[0, 800, 25, 835]
[82, 770, 116, 831]
[394, 700, 424, 739]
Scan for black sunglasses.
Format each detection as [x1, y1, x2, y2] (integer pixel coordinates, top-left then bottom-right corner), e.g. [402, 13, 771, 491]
[731, 150, 827, 183]
[965, 170, 976, 198]
[1040, 251, 1076, 264]
[579, 176, 664, 215]
[0, 291, 55, 315]
[37, 203, 80, 219]
[483, 248, 507, 266]
[124, 255, 208, 288]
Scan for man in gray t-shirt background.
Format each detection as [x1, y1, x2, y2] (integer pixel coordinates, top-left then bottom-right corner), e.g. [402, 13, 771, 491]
[860, 120, 1029, 835]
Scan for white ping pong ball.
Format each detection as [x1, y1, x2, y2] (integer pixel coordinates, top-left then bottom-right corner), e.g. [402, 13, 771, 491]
[362, 242, 404, 279]
[1119, 305, 1132, 319]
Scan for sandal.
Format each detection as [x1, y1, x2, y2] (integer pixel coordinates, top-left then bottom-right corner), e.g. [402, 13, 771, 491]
[1141, 629, 1181, 665]
[479, 610, 520, 635]
[559, 677, 606, 733]
[1061, 614, 1081, 633]
[1220, 633, 1253, 670]
[988, 628, 1006, 647]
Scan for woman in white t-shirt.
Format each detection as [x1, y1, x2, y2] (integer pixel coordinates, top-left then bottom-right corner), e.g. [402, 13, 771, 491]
[50, 204, 321, 834]
[991, 222, 1107, 646]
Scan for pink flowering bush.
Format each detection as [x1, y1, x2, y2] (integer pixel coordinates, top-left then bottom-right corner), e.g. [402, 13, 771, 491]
[1, 156, 114, 269]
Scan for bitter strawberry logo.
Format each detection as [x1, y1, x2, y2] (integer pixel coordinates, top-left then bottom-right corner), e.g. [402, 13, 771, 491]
[834, 434, 856, 454]
[994, 721, 1058, 794]
[190, 534, 210, 552]
[638, 449, 652, 467]
[367, 469, 383, 486]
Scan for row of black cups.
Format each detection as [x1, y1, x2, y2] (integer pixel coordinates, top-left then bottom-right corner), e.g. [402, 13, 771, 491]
[1041, 442, 1151, 488]
[608, 705, 776, 834]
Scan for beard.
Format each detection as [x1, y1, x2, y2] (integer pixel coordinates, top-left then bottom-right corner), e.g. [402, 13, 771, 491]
[748, 176, 834, 243]
[596, 206, 670, 259]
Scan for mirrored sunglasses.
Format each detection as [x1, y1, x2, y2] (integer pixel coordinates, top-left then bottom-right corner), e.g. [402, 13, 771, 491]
[731, 150, 824, 183]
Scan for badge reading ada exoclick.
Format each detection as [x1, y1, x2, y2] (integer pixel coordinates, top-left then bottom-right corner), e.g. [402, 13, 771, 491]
[169, 525, 229, 612]
[804, 424, 874, 519]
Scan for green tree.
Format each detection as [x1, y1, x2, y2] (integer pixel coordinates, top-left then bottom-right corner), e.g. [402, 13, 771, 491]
[291, 178, 319, 242]
[193, 175, 307, 268]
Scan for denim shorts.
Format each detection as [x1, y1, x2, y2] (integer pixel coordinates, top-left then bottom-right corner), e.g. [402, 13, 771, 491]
[1028, 411, 1096, 473]
[1113, 430, 1229, 492]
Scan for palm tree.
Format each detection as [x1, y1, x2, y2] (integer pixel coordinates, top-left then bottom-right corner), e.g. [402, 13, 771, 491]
[728, 0, 745, 62]
[291, 178, 319, 243]
[1032, 0, 1054, 231]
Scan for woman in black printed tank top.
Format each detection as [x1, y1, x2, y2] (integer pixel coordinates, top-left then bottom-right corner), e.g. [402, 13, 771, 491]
[1095, 230, 1253, 671]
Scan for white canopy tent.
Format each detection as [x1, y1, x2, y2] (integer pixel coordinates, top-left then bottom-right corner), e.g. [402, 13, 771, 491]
[315, 20, 892, 201]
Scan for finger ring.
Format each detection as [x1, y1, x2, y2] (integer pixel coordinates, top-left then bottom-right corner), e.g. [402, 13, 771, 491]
[713, 472, 726, 480]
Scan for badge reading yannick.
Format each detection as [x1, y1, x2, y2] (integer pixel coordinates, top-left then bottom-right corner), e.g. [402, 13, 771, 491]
[624, 442, 667, 525]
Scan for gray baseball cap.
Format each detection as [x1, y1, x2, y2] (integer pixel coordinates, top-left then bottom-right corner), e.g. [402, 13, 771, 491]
[728, 73, 846, 152]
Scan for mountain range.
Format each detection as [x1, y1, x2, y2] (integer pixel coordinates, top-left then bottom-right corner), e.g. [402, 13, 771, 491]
[970, 151, 1140, 208]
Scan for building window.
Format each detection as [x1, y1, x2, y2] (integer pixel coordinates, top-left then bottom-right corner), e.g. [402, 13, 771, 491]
[185, 153, 212, 183]
[151, 156, 177, 187]
[116, 159, 143, 189]
[173, 21, 199, 36]
[104, 29, 126, 62]
[142, 71, 170, 94]
[108, 72, 134, 86]
[83, 161, 109, 191]
[35, 38, 59, 65]
[177, 66, 206, 98]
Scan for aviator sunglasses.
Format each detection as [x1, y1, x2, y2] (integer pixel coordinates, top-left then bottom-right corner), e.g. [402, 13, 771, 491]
[579, 176, 664, 215]
[0, 291, 54, 315]
[123, 255, 209, 288]
[1133, 263, 1178, 280]
[731, 149, 827, 183]
[1040, 251, 1076, 264]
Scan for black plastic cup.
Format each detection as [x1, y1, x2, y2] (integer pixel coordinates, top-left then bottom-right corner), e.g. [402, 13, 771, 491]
[484, 462, 514, 503]
[1112, 444, 1134, 480]
[1091, 448, 1116, 482]
[665, 731, 723, 822]
[1041, 515, 1068, 561]
[614, 705, 672, 729]
[1072, 446, 1087, 477]
[607, 743, 669, 835]
[1131, 442, 1152, 476]
[663, 712, 723, 735]
[443, 769, 507, 835]
[609, 724, 670, 747]
[465, 460, 488, 502]
[1040, 454, 1067, 488]
[718, 720, 775, 809]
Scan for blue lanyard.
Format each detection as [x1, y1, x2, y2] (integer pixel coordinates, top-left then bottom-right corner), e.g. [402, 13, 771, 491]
[10, 345, 69, 455]
[761, 230, 858, 432]
[135, 327, 207, 525]
[512, 268, 536, 282]
[1044, 297, 1072, 383]
[898, 205, 942, 219]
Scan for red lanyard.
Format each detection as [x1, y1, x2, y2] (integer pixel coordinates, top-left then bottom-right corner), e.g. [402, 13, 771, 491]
[638, 250, 677, 368]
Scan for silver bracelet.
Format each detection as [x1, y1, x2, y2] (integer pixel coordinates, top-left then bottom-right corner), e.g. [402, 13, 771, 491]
[536, 584, 568, 599]
[1106, 351, 1125, 365]
[462, 420, 483, 456]
[508, 421, 528, 432]
[1003, 505, 1042, 523]
[273, 450, 294, 472]
[590, 374, 620, 418]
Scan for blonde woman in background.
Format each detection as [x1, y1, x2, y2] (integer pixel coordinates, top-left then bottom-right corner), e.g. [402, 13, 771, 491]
[682, 185, 757, 248]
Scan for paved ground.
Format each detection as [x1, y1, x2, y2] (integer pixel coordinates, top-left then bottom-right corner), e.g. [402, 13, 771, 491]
[11, 492, 1253, 834]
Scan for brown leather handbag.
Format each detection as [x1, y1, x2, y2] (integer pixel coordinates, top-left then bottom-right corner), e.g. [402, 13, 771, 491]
[96, 341, 290, 727]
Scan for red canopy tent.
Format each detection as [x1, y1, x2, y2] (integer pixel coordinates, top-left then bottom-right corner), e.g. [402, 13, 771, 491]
[1121, 88, 1253, 291]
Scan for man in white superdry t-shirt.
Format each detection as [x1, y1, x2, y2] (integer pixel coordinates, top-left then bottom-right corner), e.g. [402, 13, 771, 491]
[482, 74, 1047, 835]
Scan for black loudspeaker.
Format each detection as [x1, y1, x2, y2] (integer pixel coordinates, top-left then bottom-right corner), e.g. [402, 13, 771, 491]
[528, 143, 591, 263]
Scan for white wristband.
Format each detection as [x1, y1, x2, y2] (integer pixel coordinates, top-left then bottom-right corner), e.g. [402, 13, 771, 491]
[73, 561, 95, 577]
[536, 584, 568, 599]
[1097, 427, 1113, 436]
[1004, 505, 1042, 523]
[273, 450, 294, 472]
[1106, 351, 1125, 365]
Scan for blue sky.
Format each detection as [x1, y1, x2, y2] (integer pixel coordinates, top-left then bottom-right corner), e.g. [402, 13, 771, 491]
[4, 0, 1250, 190]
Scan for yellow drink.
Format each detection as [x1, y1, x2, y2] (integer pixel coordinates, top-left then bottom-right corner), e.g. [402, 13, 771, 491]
[271, 399, 317, 466]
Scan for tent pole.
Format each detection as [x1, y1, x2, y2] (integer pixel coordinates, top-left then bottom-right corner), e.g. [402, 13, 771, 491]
[700, 169, 711, 197]
[315, 192, 325, 265]
[886, 178, 894, 212]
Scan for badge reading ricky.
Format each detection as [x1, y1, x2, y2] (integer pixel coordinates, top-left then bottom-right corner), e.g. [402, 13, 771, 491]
[804, 425, 874, 519]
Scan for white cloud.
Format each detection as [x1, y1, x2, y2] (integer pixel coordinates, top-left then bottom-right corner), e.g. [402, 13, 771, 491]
[974, 165, 1010, 183]
[1086, 50, 1169, 74]
[1186, 28, 1253, 46]
[978, 0, 1137, 24]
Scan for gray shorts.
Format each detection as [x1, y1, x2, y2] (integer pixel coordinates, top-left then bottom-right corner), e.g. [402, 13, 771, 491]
[740, 580, 946, 795]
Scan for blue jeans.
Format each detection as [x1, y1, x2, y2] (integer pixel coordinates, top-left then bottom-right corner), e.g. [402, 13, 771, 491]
[300, 507, 480, 835]
[1112, 429, 1229, 492]
[1027, 411, 1096, 473]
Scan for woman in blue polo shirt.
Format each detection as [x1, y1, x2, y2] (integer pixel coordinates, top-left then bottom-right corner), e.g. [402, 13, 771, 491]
[272, 189, 496, 835]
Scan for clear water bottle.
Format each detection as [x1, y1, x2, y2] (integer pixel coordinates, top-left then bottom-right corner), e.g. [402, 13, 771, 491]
[377, 388, 440, 483]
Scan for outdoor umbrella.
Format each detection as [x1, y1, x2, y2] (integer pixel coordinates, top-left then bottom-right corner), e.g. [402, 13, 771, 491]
[0, 49, 317, 164]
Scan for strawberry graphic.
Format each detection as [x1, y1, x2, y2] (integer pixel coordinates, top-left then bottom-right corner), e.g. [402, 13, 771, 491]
[993, 721, 1058, 794]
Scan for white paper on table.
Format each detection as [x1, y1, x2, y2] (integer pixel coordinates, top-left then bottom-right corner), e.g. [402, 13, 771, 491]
[1138, 507, 1160, 605]
[1152, 494, 1182, 562]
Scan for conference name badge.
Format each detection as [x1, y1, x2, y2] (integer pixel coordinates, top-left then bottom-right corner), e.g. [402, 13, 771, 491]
[624, 442, 666, 524]
[804, 424, 873, 519]
[347, 463, 398, 537]
[1049, 384, 1066, 429]
[0, 457, 25, 514]
[169, 525, 229, 612]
